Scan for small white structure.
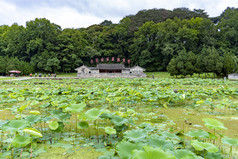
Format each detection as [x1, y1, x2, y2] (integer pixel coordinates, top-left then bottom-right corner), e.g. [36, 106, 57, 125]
[75, 64, 146, 78]
[228, 73, 238, 80]
[130, 66, 146, 74]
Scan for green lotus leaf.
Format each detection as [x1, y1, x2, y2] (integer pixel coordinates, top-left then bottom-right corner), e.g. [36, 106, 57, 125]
[23, 128, 43, 137]
[132, 146, 176, 159]
[50, 110, 61, 115]
[160, 131, 180, 140]
[191, 140, 219, 153]
[111, 116, 128, 126]
[65, 102, 86, 113]
[85, 108, 103, 120]
[191, 140, 206, 151]
[49, 121, 59, 130]
[196, 100, 204, 104]
[12, 135, 31, 148]
[203, 142, 219, 153]
[173, 149, 198, 159]
[17, 103, 29, 112]
[78, 121, 89, 129]
[30, 100, 39, 106]
[185, 129, 209, 139]
[202, 118, 227, 130]
[124, 129, 147, 142]
[3, 120, 29, 132]
[29, 111, 40, 115]
[25, 115, 41, 124]
[147, 137, 174, 151]
[116, 141, 144, 159]
[221, 137, 238, 146]
[139, 122, 152, 129]
[40, 103, 50, 108]
[105, 127, 116, 135]
[58, 103, 69, 109]
[100, 113, 112, 119]
[57, 113, 71, 120]
[17, 97, 25, 102]
[53, 121, 64, 132]
[51, 110, 71, 120]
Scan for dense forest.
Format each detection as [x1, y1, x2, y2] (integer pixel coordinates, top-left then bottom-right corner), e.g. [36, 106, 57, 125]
[0, 7, 238, 77]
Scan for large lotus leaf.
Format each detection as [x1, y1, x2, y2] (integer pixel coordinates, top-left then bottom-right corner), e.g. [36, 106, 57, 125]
[51, 110, 71, 120]
[56, 113, 71, 120]
[30, 100, 39, 106]
[185, 129, 209, 139]
[202, 118, 227, 130]
[40, 102, 50, 108]
[191, 140, 219, 153]
[0, 120, 8, 127]
[85, 108, 103, 120]
[116, 141, 144, 159]
[124, 129, 147, 142]
[51, 110, 63, 115]
[111, 116, 128, 126]
[147, 137, 174, 151]
[204, 152, 223, 159]
[160, 131, 180, 140]
[58, 103, 69, 109]
[105, 127, 116, 135]
[173, 149, 198, 159]
[78, 121, 89, 129]
[139, 122, 155, 133]
[49, 121, 59, 130]
[221, 137, 238, 146]
[12, 135, 31, 148]
[203, 142, 219, 153]
[132, 146, 176, 159]
[100, 113, 112, 119]
[3, 120, 29, 132]
[65, 102, 86, 113]
[23, 128, 43, 137]
[191, 140, 206, 151]
[25, 115, 41, 124]
[139, 122, 152, 129]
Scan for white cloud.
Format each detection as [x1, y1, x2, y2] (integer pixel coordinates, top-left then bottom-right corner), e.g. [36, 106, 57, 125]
[1, 0, 238, 28]
[28, 6, 107, 28]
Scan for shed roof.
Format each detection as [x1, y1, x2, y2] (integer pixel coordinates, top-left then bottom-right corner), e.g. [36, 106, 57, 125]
[97, 64, 124, 70]
[130, 66, 145, 71]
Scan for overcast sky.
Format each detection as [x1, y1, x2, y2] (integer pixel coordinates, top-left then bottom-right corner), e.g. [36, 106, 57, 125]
[0, 0, 238, 29]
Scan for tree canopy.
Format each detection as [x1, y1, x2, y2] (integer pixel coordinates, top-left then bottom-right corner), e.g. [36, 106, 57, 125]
[0, 7, 237, 77]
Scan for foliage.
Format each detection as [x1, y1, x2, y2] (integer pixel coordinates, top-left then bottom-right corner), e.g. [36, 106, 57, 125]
[0, 78, 237, 159]
[0, 7, 237, 75]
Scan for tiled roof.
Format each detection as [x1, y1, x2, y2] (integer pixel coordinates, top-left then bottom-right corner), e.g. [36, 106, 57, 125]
[97, 64, 124, 70]
[88, 67, 98, 70]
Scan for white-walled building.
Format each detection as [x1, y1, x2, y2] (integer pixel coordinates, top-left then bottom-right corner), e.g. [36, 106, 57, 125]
[75, 64, 146, 78]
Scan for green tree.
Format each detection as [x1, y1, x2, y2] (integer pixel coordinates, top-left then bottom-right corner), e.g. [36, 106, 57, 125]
[202, 47, 223, 77]
[175, 49, 197, 77]
[25, 18, 62, 71]
[223, 52, 236, 77]
[167, 58, 179, 77]
[0, 56, 7, 75]
[217, 8, 238, 55]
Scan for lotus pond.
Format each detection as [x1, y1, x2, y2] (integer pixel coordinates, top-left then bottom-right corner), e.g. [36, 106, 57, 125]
[0, 78, 238, 159]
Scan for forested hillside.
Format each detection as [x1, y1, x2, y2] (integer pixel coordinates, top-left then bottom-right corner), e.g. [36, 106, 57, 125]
[0, 7, 238, 76]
